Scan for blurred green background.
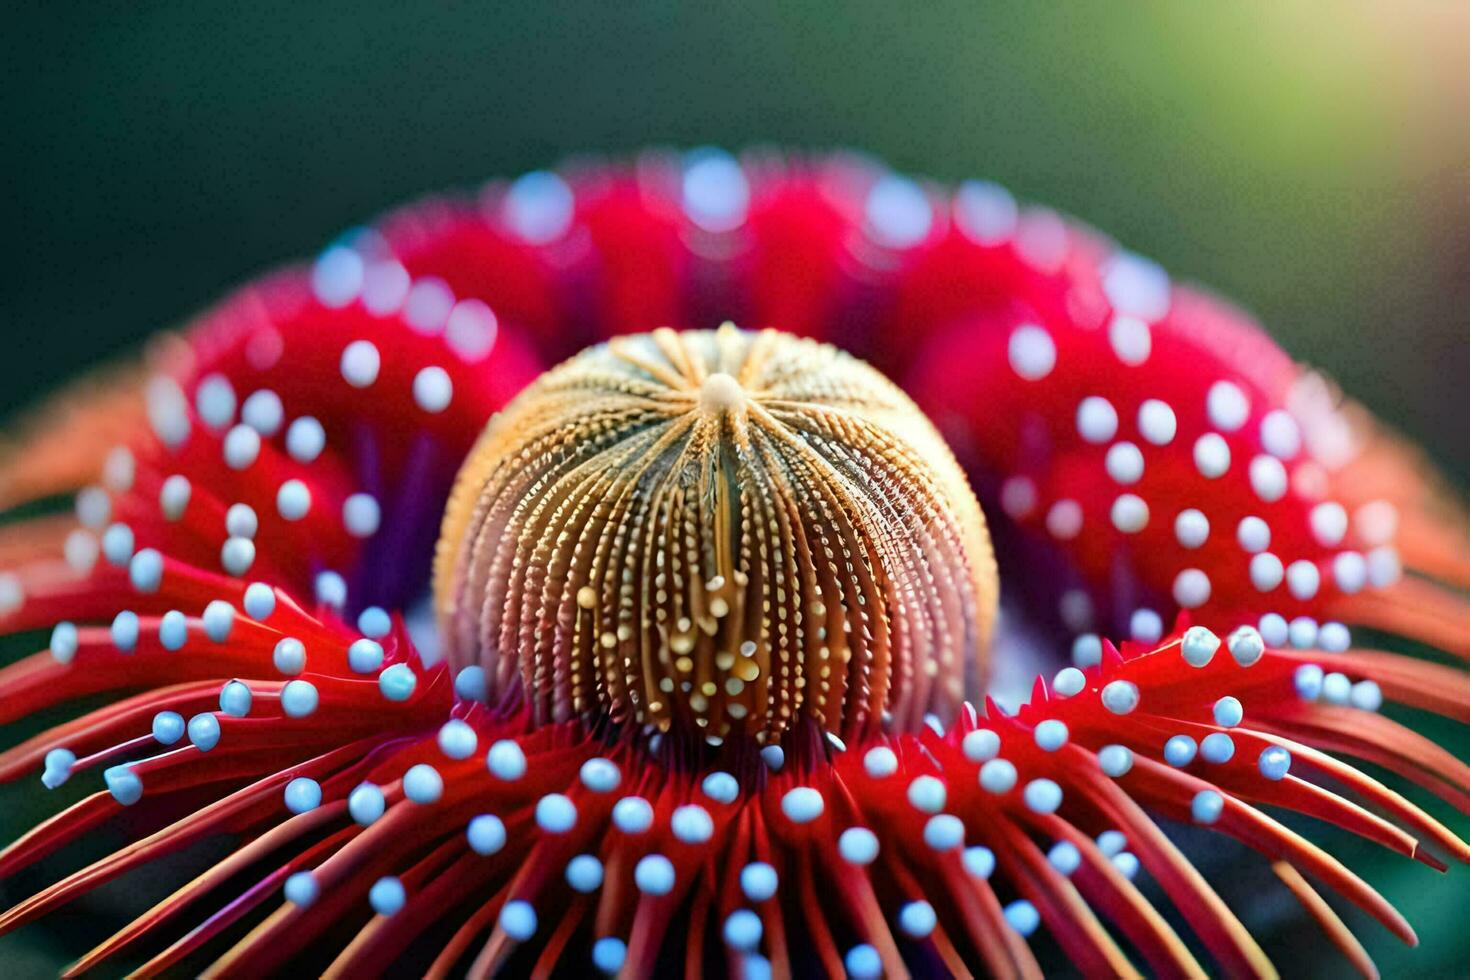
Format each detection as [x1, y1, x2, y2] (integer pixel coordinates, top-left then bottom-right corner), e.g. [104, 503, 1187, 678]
[2, 1, 1467, 976]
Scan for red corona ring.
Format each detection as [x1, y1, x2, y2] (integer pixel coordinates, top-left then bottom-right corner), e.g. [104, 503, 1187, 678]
[0, 149, 1466, 978]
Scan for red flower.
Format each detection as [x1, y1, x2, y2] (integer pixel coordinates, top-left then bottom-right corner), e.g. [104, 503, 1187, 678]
[0, 150, 1465, 977]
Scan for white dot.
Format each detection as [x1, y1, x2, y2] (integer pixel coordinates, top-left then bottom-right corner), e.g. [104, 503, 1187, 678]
[500, 900, 537, 941]
[284, 776, 322, 813]
[286, 417, 326, 463]
[1172, 569, 1211, 609]
[1076, 396, 1118, 444]
[634, 854, 675, 895]
[1259, 612, 1289, 647]
[1228, 625, 1266, 666]
[1101, 680, 1140, 715]
[1003, 900, 1040, 937]
[129, 548, 164, 593]
[671, 803, 714, 844]
[740, 863, 778, 902]
[361, 260, 411, 316]
[1046, 500, 1083, 540]
[343, 494, 381, 538]
[1041, 842, 1079, 878]
[159, 475, 191, 522]
[1367, 546, 1402, 588]
[1259, 746, 1292, 780]
[281, 679, 319, 717]
[436, 719, 479, 760]
[284, 871, 319, 906]
[1193, 434, 1231, 478]
[701, 770, 738, 804]
[317, 570, 345, 608]
[341, 340, 381, 387]
[223, 425, 261, 470]
[241, 390, 284, 436]
[1111, 494, 1149, 534]
[899, 900, 937, 938]
[1260, 410, 1301, 459]
[845, 944, 883, 980]
[1008, 325, 1057, 381]
[1192, 790, 1225, 824]
[1071, 633, 1102, 668]
[413, 366, 453, 413]
[1052, 668, 1086, 698]
[924, 814, 965, 850]
[1130, 608, 1163, 643]
[612, 796, 654, 834]
[865, 173, 933, 249]
[1024, 778, 1063, 813]
[1098, 745, 1133, 778]
[102, 522, 134, 565]
[1163, 735, 1197, 767]
[486, 740, 527, 781]
[1108, 315, 1151, 365]
[195, 374, 237, 430]
[312, 246, 364, 308]
[403, 277, 455, 334]
[503, 170, 574, 245]
[535, 793, 577, 833]
[1318, 621, 1351, 652]
[1213, 696, 1244, 727]
[1180, 626, 1220, 667]
[963, 845, 996, 879]
[1294, 664, 1325, 700]
[49, 622, 79, 664]
[220, 537, 255, 576]
[961, 729, 1001, 763]
[1207, 381, 1250, 432]
[467, 813, 506, 854]
[1249, 455, 1288, 503]
[1174, 509, 1209, 549]
[1137, 399, 1176, 445]
[592, 936, 626, 974]
[445, 299, 499, 360]
[906, 775, 947, 814]
[103, 447, 135, 492]
[1250, 553, 1284, 592]
[1287, 560, 1321, 600]
[226, 503, 259, 539]
[1351, 680, 1383, 712]
[202, 600, 235, 643]
[979, 758, 1017, 793]
[1310, 502, 1348, 548]
[1355, 501, 1399, 546]
[1034, 719, 1069, 751]
[722, 908, 763, 950]
[838, 826, 880, 865]
[65, 528, 99, 575]
[682, 149, 750, 234]
[781, 787, 824, 823]
[954, 180, 1018, 245]
[1236, 516, 1270, 553]
[1105, 442, 1145, 485]
[1288, 616, 1319, 650]
[565, 852, 604, 893]
[1102, 250, 1171, 320]
[277, 480, 312, 521]
[862, 745, 898, 778]
[1000, 477, 1038, 519]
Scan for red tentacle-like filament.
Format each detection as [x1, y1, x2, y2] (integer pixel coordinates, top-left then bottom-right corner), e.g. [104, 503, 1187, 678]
[0, 149, 1464, 978]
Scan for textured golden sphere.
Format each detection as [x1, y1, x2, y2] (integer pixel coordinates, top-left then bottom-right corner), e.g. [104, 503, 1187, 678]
[435, 325, 997, 743]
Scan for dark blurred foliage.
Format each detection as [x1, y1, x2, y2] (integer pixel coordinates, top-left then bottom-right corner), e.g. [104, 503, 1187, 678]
[1, 2, 1467, 975]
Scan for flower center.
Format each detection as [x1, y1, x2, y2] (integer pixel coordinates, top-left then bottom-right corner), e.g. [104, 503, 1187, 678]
[434, 324, 997, 743]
